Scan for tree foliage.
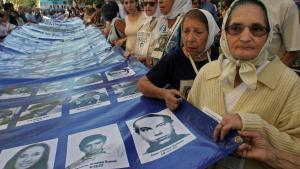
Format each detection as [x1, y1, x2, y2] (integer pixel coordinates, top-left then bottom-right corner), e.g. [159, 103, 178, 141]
[7, 0, 39, 8]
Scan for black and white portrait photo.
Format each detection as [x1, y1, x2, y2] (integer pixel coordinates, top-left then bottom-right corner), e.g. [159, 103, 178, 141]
[37, 79, 73, 95]
[65, 124, 129, 169]
[105, 67, 135, 81]
[69, 88, 110, 114]
[0, 86, 32, 99]
[74, 73, 103, 89]
[0, 107, 20, 130]
[0, 139, 58, 169]
[126, 109, 196, 164]
[17, 100, 62, 126]
[112, 81, 142, 102]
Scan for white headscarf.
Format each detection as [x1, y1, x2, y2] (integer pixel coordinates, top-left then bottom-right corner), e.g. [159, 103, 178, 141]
[219, 0, 273, 93]
[199, 9, 220, 54]
[144, 1, 161, 25]
[164, 0, 192, 19]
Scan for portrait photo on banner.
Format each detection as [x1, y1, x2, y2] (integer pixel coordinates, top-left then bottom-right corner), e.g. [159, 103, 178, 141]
[0, 86, 32, 99]
[105, 67, 135, 81]
[65, 124, 129, 169]
[126, 109, 196, 164]
[0, 107, 20, 130]
[37, 79, 73, 95]
[73, 73, 104, 89]
[69, 88, 111, 114]
[0, 139, 58, 169]
[16, 100, 62, 127]
[112, 80, 142, 102]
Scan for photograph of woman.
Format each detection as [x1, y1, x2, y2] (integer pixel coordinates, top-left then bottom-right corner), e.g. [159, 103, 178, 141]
[3, 143, 50, 169]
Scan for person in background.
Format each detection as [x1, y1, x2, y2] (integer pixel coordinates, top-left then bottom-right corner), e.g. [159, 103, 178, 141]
[18, 6, 27, 23]
[150, 0, 192, 65]
[132, 0, 160, 67]
[261, 0, 300, 67]
[200, 0, 219, 23]
[102, 1, 126, 43]
[83, 7, 96, 25]
[92, 3, 104, 27]
[192, 0, 201, 8]
[117, 0, 146, 58]
[138, 9, 219, 110]
[25, 8, 36, 23]
[188, 0, 300, 168]
[0, 11, 15, 40]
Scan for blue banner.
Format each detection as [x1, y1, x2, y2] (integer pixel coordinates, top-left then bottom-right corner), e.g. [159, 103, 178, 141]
[0, 18, 239, 169]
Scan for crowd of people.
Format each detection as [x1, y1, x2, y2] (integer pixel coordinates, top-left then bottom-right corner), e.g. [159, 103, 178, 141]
[1, 0, 300, 169]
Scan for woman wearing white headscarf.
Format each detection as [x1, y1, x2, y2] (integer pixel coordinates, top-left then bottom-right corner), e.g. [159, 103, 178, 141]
[138, 8, 219, 110]
[188, 0, 300, 168]
[131, 0, 160, 67]
[150, 0, 192, 65]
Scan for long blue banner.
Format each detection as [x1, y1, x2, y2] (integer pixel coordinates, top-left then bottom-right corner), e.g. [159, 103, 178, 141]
[0, 18, 239, 169]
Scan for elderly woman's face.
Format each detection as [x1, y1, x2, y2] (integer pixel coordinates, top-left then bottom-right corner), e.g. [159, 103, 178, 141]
[15, 146, 45, 169]
[226, 4, 268, 60]
[124, 0, 138, 14]
[143, 0, 158, 16]
[182, 17, 208, 58]
[159, 0, 174, 15]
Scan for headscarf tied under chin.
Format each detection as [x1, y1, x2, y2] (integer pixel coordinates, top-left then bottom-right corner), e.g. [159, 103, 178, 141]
[219, 0, 273, 93]
[163, 0, 192, 19]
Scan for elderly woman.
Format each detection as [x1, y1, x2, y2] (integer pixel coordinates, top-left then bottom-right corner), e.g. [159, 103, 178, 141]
[188, 0, 300, 168]
[138, 8, 220, 110]
[150, 0, 192, 65]
[133, 0, 160, 66]
[115, 0, 146, 56]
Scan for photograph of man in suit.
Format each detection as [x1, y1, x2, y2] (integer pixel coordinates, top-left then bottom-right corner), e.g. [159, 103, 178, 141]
[133, 114, 189, 154]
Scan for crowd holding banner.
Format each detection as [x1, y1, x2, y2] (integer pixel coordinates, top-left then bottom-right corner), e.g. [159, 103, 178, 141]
[0, 17, 239, 169]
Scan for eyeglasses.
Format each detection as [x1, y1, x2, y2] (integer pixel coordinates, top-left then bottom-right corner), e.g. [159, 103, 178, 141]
[143, 1, 156, 7]
[225, 23, 270, 37]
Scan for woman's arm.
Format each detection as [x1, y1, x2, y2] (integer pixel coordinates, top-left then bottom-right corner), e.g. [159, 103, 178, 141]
[237, 131, 300, 169]
[138, 76, 182, 110]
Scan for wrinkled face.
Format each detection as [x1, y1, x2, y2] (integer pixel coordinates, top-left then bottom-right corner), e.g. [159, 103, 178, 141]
[226, 4, 268, 60]
[15, 146, 45, 169]
[182, 17, 208, 58]
[143, 0, 158, 16]
[124, 0, 138, 14]
[82, 139, 105, 155]
[158, 0, 174, 15]
[136, 116, 175, 145]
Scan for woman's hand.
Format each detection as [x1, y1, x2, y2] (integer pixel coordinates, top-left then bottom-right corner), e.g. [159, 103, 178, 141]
[162, 89, 183, 111]
[236, 131, 270, 162]
[214, 114, 243, 142]
[113, 38, 126, 46]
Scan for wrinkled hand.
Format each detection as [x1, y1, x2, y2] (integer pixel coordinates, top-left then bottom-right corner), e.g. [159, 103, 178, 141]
[214, 114, 242, 142]
[162, 89, 183, 111]
[236, 131, 271, 162]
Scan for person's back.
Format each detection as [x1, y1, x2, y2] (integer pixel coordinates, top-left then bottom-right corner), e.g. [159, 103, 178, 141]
[261, 0, 300, 66]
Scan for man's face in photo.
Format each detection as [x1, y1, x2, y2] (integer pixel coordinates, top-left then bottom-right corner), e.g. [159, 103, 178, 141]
[82, 139, 105, 155]
[136, 116, 175, 145]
